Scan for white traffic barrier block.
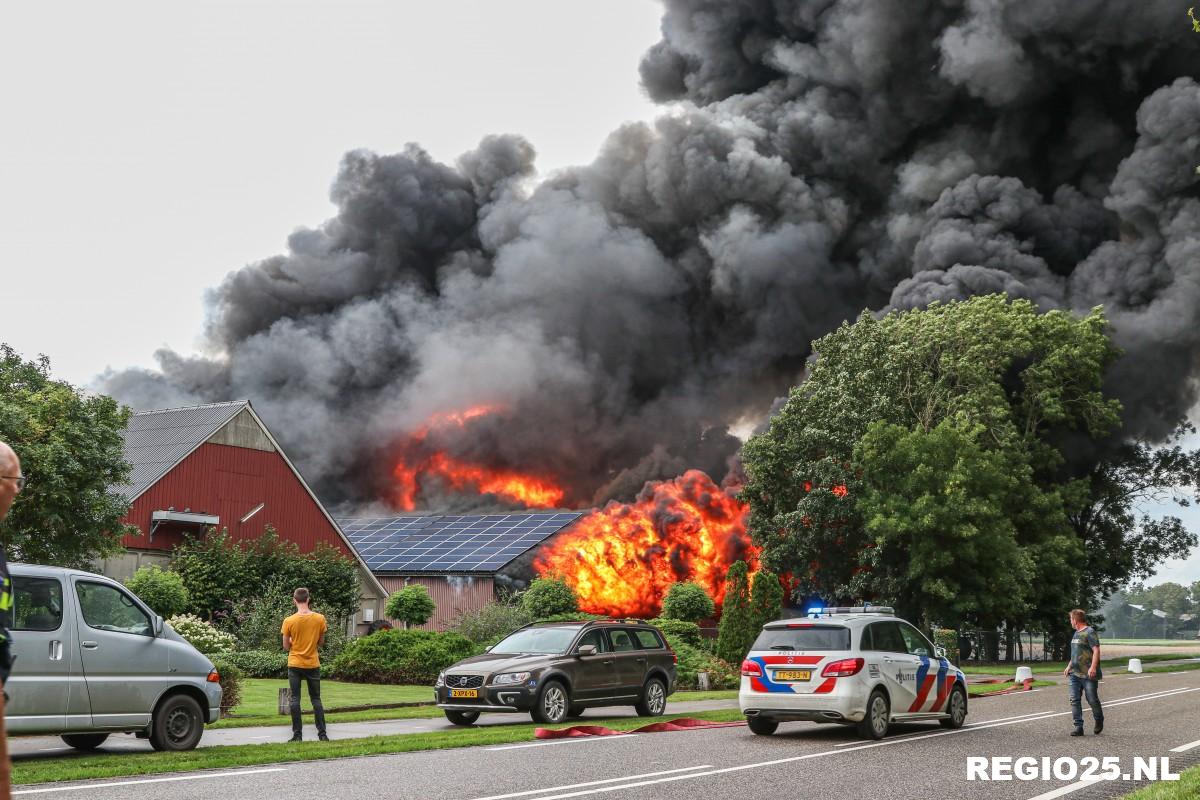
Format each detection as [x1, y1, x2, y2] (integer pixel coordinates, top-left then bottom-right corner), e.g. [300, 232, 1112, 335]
[1128, 658, 1143, 674]
[1014, 666, 1033, 683]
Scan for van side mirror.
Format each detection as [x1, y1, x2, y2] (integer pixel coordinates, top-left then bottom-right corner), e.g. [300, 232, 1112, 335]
[153, 615, 164, 637]
[577, 644, 597, 657]
[934, 645, 947, 659]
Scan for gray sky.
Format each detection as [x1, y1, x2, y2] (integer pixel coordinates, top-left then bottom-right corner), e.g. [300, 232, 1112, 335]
[1, 1, 1196, 588]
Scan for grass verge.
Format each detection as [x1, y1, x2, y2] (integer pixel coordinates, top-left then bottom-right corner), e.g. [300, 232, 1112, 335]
[1119, 764, 1200, 799]
[968, 680, 1055, 696]
[13, 709, 745, 787]
[214, 680, 438, 729]
[959, 654, 1188, 676]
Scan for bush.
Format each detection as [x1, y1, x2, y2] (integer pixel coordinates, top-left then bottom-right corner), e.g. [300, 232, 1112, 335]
[167, 613, 237, 655]
[661, 581, 715, 622]
[385, 585, 436, 628]
[716, 561, 755, 663]
[210, 658, 244, 715]
[748, 569, 784, 630]
[125, 565, 190, 618]
[329, 629, 480, 684]
[520, 577, 577, 618]
[648, 617, 703, 647]
[221, 649, 289, 679]
[219, 580, 295, 651]
[933, 628, 959, 664]
[663, 633, 739, 690]
[449, 600, 533, 646]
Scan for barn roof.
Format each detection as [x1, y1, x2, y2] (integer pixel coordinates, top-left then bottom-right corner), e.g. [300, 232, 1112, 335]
[116, 400, 248, 501]
[338, 511, 583, 575]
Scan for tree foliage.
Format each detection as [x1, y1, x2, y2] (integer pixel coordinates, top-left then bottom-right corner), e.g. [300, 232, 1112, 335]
[748, 568, 784, 631]
[716, 561, 754, 663]
[660, 581, 716, 622]
[386, 584, 437, 628]
[520, 576, 578, 618]
[125, 565, 190, 618]
[0, 345, 133, 566]
[742, 296, 1197, 636]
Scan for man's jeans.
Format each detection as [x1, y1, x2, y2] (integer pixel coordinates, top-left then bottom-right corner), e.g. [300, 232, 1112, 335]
[288, 667, 327, 736]
[1068, 674, 1103, 730]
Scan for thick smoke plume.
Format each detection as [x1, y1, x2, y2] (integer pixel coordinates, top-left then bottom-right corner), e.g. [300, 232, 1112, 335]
[103, 1, 1200, 511]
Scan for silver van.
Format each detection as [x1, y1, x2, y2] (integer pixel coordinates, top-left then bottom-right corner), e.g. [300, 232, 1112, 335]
[6, 564, 222, 751]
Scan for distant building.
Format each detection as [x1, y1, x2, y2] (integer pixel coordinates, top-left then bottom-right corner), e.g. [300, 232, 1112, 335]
[99, 400, 389, 631]
[339, 512, 584, 630]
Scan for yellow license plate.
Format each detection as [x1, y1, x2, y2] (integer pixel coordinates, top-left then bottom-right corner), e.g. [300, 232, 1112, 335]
[774, 670, 812, 681]
[449, 689, 478, 698]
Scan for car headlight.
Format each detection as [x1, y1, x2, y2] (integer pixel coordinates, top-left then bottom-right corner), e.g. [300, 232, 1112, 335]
[492, 672, 531, 686]
[436, 672, 446, 687]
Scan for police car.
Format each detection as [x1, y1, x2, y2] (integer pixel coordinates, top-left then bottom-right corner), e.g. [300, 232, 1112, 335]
[739, 606, 968, 739]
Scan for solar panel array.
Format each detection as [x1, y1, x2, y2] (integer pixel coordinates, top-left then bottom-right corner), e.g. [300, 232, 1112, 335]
[339, 511, 583, 574]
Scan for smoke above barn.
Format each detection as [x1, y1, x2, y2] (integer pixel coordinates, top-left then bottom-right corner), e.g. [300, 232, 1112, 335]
[102, 2, 1200, 609]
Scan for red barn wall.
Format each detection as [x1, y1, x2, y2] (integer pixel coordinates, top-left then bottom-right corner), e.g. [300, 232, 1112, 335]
[378, 575, 495, 631]
[120, 442, 350, 556]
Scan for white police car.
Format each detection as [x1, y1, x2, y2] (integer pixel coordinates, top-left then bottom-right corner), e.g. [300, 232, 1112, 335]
[739, 606, 968, 739]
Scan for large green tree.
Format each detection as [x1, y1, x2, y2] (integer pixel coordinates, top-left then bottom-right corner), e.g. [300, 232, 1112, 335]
[741, 295, 1196, 640]
[716, 561, 754, 663]
[0, 345, 133, 566]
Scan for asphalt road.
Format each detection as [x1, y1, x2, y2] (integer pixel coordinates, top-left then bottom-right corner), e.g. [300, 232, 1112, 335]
[14, 670, 1200, 800]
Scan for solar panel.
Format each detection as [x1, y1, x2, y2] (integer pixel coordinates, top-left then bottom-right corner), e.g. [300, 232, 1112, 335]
[338, 511, 583, 574]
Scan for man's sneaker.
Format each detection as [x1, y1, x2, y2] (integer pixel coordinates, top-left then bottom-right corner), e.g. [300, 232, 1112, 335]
[1094, 721, 1103, 735]
[288, 734, 302, 743]
[318, 733, 330, 742]
[1070, 728, 1084, 737]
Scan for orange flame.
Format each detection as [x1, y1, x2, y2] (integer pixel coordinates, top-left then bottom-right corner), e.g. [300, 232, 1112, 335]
[534, 470, 757, 617]
[391, 406, 565, 510]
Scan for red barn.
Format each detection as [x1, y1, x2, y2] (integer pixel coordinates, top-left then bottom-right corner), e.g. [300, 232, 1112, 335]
[99, 400, 388, 630]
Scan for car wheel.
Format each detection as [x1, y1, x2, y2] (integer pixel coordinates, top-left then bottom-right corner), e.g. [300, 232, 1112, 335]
[856, 689, 890, 740]
[567, 704, 586, 718]
[939, 686, 967, 729]
[61, 733, 109, 751]
[531, 680, 569, 724]
[634, 677, 667, 717]
[444, 710, 480, 726]
[149, 694, 205, 751]
[746, 716, 778, 736]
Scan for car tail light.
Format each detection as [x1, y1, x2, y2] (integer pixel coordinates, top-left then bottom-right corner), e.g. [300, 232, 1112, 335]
[670, 648, 678, 665]
[741, 660, 762, 677]
[821, 658, 864, 677]
[207, 669, 221, 683]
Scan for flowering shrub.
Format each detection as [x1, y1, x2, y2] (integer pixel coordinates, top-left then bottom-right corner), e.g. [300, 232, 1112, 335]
[167, 613, 236, 655]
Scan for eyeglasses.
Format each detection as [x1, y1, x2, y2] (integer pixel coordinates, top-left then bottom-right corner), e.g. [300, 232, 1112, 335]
[2, 475, 26, 491]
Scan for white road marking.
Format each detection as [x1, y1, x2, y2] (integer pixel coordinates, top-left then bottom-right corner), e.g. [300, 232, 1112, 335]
[1170, 737, 1200, 753]
[487, 734, 642, 751]
[12, 767, 287, 796]
[1022, 779, 1102, 800]
[468, 766, 713, 800]
[479, 686, 1195, 800]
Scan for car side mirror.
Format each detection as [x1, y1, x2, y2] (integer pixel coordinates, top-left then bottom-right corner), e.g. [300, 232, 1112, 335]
[153, 615, 164, 637]
[934, 645, 947, 659]
[577, 644, 597, 657]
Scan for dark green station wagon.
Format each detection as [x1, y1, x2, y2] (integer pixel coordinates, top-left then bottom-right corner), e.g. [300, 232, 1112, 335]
[435, 619, 677, 725]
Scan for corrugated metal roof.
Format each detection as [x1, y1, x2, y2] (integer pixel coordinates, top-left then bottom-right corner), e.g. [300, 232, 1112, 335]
[116, 401, 248, 501]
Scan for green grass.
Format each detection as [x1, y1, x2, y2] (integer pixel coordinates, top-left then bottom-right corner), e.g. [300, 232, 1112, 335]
[1119, 764, 1200, 799]
[967, 680, 1055, 696]
[959, 654, 1189, 676]
[12, 709, 746, 787]
[1103, 640, 1200, 647]
[213, 680, 437, 729]
[673, 689, 738, 701]
[1140, 662, 1200, 674]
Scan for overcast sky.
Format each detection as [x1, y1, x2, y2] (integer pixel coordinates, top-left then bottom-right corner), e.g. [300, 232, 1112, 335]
[1, 1, 1196, 588]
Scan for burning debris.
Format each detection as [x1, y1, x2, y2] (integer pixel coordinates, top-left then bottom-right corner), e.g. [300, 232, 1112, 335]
[101, 3, 1200, 611]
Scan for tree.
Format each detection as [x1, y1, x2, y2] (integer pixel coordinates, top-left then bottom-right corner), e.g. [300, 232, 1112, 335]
[520, 576, 578, 618]
[748, 568, 784, 632]
[716, 561, 754, 663]
[660, 581, 715, 622]
[1192, 581, 1200, 606]
[0, 345, 133, 566]
[1129, 582, 1194, 637]
[385, 584, 437, 629]
[742, 296, 1132, 638]
[125, 565, 190, 618]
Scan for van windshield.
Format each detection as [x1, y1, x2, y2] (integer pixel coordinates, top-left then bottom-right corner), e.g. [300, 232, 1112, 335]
[491, 626, 580, 655]
[752, 625, 850, 651]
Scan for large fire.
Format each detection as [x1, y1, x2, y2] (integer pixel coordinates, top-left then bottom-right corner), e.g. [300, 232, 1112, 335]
[390, 406, 565, 511]
[534, 470, 757, 618]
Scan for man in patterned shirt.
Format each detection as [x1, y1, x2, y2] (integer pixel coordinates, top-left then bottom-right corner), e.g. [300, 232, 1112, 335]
[1064, 608, 1104, 736]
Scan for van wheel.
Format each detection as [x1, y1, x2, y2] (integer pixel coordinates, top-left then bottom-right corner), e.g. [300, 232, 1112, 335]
[444, 710, 480, 726]
[150, 694, 205, 751]
[856, 689, 890, 740]
[747, 717, 778, 736]
[61, 733, 109, 751]
[531, 680, 569, 724]
[939, 686, 967, 729]
[635, 677, 667, 716]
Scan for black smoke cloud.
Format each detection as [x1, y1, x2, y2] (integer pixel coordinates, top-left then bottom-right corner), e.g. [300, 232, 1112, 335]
[101, 0, 1200, 510]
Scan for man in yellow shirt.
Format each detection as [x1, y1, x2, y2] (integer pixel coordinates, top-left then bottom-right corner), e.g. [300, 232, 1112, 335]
[281, 587, 328, 742]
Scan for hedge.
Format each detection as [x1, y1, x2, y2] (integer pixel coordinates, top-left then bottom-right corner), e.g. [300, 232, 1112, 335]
[222, 650, 289, 679]
[329, 629, 480, 684]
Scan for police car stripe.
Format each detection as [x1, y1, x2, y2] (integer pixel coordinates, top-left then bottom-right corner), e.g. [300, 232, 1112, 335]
[909, 655, 936, 711]
[929, 658, 951, 711]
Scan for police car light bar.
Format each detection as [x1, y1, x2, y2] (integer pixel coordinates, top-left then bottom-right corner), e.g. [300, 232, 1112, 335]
[807, 606, 894, 617]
